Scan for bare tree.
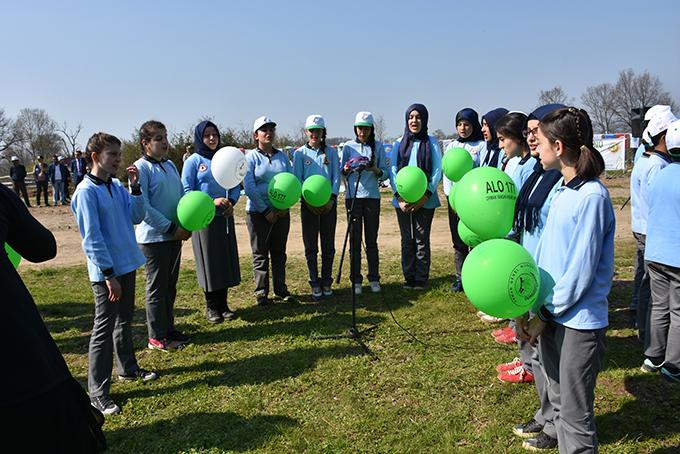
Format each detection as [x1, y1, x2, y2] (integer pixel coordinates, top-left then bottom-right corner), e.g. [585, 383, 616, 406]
[13, 108, 61, 160]
[0, 109, 21, 158]
[57, 121, 83, 156]
[373, 114, 387, 143]
[613, 68, 678, 130]
[538, 86, 569, 106]
[581, 83, 620, 133]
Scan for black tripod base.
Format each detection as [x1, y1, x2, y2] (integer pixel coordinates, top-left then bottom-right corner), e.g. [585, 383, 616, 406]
[313, 325, 379, 359]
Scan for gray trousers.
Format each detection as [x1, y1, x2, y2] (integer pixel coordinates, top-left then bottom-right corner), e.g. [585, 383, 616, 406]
[139, 241, 181, 340]
[346, 198, 381, 284]
[447, 204, 469, 279]
[529, 340, 556, 438]
[301, 202, 337, 287]
[632, 233, 651, 341]
[644, 261, 680, 367]
[88, 271, 139, 398]
[395, 207, 435, 284]
[246, 211, 290, 297]
[539, 322, 606, 454]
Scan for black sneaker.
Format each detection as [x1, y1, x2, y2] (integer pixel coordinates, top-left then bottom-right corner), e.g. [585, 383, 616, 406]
[118, 368, 158, 382]
[522, 432, 558, 451]
[168, 329, 191, 345]
[206, 307, 223, 324]
[222, 307, 237, 321]
[513, 418, 543, 438]
[91, 395, 120, 416]
[256, 295, 270, 306]
[403, 280, 415, 289]
[450, 280, 464, 292]
[413, 281, 426, 290]
[275, 293, 299, 303]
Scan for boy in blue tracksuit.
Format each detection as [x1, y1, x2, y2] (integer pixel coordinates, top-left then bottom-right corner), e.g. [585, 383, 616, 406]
[293, 115, 341, 299]
[641, 119, 680, 382]
[71, 132, 158, 416]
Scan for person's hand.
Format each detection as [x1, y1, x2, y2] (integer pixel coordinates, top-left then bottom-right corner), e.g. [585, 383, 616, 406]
[515, 313, 530, 342]
[410, 194, 428, 212]
[214, 197, 234, 216]
[322, 199, 334, 214]
[525, 316, 547, 346]
[126, 165, 139, 186]
[265, 210, 278, 224]
[173, 226, 192, 241]
[398, 198, 410, 213]
[105, 277, 122, 302]
[277, 208, 289, 219]
[343, 162, 351, 173]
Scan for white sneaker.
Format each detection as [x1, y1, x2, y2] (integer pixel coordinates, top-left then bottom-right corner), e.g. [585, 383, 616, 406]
[369, 281, 381, 293]
[354, 284, 362, 295]
[480, 314, 507, 324]
[311, 286, 322, 300]
[322, 286, 333, 297]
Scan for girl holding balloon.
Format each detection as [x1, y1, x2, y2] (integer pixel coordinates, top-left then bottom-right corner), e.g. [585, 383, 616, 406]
[293, 115, 340, 300]
[390, 103, 442, 289]
[181, 120, 241, 324]
[495, 112, 536, 191]
[519, 107, 613, 452]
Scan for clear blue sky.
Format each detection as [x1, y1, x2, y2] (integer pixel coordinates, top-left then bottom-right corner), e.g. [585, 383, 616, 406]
[2, 0, 679, 147]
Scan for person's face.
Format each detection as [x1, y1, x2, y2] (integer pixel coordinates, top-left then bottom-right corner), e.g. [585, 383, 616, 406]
[202, 126, 220, 151]
[408, 110, 422, 134]
[94, 145, 122, 176]
[498, 133, 522, 158]
[356, 126, 371, 144]
[52, 156, 58, 163]
[526, 119, 540, 156]
[255, 125, 276, 147]
[75, 151, 82, 159]
[536, 126, 560, 171]
[457, 120, 473, 139]
[306, 128, 323, 147]
[482, 119, 491, 141]
[143, 128, 169, 159]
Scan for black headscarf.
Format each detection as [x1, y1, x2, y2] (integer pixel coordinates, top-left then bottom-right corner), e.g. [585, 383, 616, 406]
[397, 103, 433, 177]
[194, 120, 220, 159]
[481, 107, 508, 167]
[455, 108, 484, 143]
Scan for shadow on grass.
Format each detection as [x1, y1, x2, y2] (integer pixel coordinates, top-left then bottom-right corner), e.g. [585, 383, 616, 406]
[105, 411, 298, 453]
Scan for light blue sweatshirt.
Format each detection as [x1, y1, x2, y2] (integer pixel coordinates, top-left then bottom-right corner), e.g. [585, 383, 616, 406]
[292, 144, 341, 196]
[243, 148, 292, 213]
[134, 156, 184, 244]
[645, 162, 680, 267]
[442, 139, 486, 196]
[535, 178, 615, 329]
[389, 136, 442, 209]
[340, 139, 388, 199]
[479, 147, 505, 170]
[630, 152, 672, 234]
[634, 144, 646, 164]
[513, 155, 538, 191]
[71, 175, 146, 282]
[181, 152, 241, 213]
[521, 174, 562, 258]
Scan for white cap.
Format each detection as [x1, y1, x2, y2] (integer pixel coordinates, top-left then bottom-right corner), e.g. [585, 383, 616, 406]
[644, 105, 672, 121]
[305, 114, 325, 130]
[253, 116, 276, 133]
[666, 119, 680, 154]
[354, 111, 374, 127]
[641, 125, 653, 145]
[647, 109, 678, 138]
[10, 156, 18, 161]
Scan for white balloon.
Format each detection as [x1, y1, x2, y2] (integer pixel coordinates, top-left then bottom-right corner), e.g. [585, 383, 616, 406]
[211, 146, 247, 190]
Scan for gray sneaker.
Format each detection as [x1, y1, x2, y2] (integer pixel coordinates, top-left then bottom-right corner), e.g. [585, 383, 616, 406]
[322, 286, 333, 297]
[311, 286, 323, 300]
[119, 368, 158, 382]
[369, 281, 381, 293]
[641, 358, 664, 373]
[91, 395, 121, 416]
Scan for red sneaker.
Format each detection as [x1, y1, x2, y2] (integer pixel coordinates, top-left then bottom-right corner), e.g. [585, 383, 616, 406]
[495, 357, 523, 372]
[498, 366, 534, 383]
[491, 326, 514, 338]
[494, 331, 517, 345]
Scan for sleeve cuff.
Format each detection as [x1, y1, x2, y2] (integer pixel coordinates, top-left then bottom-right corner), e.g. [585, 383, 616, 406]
[102, 268, 116, 279]
[425, 189, 433, 197]
[538, 306, 554, 322]
[228, 198, 237, 206]
[166, 222, 178, 235]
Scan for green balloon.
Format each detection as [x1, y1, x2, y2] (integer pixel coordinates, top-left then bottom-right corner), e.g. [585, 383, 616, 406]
[442, 147, 474, 182]
[457, 220, 482, 247]
[461, 239, 539, 319]
[177, 191, 216, 231]
[454, 167, 517, 240]
[532, 267, 556, 313]
[302, 174, 332, 208]
[268, 172, 302, 210]
[5, 243, 21, 268]
[448, 184, 458, 211]
[395, 166, 427, 203]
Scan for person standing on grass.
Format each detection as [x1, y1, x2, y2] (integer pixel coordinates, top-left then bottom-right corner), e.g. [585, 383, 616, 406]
[341, 111, 388, 295]
[48, 154, 68, 206]
[71, 149, 87, 187]
[390, 103, 442, 290]
[293, 115, 340, 300]
[182, 120, 242, 323]
[243, 116, 298, 306]
[10, 156, 31, 207]
[135, 120, 192, 351]
[34, 155, 50, 206]
[442, 108, 486, 293]
[519, 107, 614, 452]
[71, 132, 158, 417]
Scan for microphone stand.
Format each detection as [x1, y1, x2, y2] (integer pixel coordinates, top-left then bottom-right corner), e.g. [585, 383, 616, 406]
[313, 167, 377, 359]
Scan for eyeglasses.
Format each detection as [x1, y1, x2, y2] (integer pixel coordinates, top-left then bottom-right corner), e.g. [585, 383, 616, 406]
[523, 127, 539, 138]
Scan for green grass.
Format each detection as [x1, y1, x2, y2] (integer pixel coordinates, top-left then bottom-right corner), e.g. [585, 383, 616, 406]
[23, 240, 680, 453]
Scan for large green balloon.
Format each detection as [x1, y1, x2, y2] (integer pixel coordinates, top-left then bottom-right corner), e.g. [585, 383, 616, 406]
[268, 172, 302, 209]
[395, 166, 427, 203]
[461, 239, 539, 319]
[454, 167, 517, 240]
[302, 174, 332, 208]
[442, 147, 474, 182]
[457, 220, 482, 248]
[177, 191, 215, 231]
[448, 184, 458, 211]
[532, 267, 556, 313]
[5, 243, 21, 268]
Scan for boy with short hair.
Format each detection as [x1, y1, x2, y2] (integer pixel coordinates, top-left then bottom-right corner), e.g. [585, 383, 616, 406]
[71, 132, 158, 416]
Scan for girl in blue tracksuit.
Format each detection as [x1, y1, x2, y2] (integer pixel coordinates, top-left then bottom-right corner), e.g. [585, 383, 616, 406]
[182, 120, 241, 324]
[521, 107, 614, 452]
[442, 108, 486, 292]
[495, 112, 537, 191]
[480, 108, 509, 169]
[341, 111, 388, 295]
[293, 115, 341, 299]
[389, 103, 442, 289]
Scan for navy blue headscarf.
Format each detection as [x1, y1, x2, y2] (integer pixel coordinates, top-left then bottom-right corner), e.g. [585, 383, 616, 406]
[194, 120, 220, 159]
[481, 107, 509, 167]
[528, 104, 566, 122]
[455, 108, 484, 143]
[397, 103, 433, 177]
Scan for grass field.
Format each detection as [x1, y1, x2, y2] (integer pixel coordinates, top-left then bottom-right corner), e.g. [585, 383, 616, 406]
[22, 225, 680, 453]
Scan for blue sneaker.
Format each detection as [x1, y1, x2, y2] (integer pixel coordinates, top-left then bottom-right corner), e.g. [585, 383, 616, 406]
[660, 366, 680, 383]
